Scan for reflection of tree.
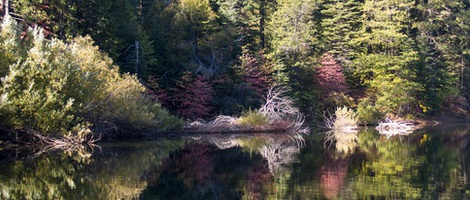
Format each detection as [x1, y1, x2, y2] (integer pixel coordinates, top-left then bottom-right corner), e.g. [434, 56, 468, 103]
[0, 140, 184, 199]
[246, 158, 273, 200]
[338, 129, 424, 199]
[92, 140, 184, 199]
[141, 141, 275, 199]
[196, 133, 303, 174]
[317, 130, 359, 199]
[320, 155, 349, 199]
[414, 125, 470, 199]
[0, 151, 94, 199]
[141, 133, 304, 199]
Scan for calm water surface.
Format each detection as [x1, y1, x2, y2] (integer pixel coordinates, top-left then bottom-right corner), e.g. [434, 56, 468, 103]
[1, 124, 470, 199]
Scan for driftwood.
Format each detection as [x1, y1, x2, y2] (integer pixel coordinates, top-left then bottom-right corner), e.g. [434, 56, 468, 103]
[376, 119, 416, 138]
[259, 86, 309, 134]
[184, 86, 309, 134]
[4, 127, 100, 157]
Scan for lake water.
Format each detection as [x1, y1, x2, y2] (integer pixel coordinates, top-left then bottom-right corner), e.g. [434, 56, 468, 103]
[1, 124, 470, 199]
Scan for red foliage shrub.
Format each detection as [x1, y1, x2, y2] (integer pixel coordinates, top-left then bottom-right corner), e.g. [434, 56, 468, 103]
[172, 72, 213, 120]
[315, 54, 348, 97]
[145, 75, 169, 103]
[241, 51, 271, 97]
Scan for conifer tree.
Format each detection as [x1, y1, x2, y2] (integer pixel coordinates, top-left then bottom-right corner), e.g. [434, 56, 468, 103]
[353, 0, 422, 116]
[216, 0, 274, 51]
[414, 0, 470, 112]
[266, 0, 321, 84]
[320, 0, 362, 65]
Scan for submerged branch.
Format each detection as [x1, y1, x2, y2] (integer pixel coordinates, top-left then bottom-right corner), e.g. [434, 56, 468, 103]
[3, 128, 100, 155]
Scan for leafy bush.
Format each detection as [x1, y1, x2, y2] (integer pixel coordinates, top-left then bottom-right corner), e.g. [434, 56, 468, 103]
[315, 54, 348, 97]
[0, 17, 181, 140]
[356, 100, 383, 125]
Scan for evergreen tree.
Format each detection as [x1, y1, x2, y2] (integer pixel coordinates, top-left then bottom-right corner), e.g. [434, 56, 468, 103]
[15, 0, 77, 39]
[414, 0, 470, 113]
[320, 0, 362, 65]
[216, 0, 274, 51]
[353, 0, 422, 116]
[266, 0, 321, 84]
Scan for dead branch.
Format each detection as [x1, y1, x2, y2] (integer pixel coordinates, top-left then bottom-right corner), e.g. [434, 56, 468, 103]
[259, 86, 308, 134]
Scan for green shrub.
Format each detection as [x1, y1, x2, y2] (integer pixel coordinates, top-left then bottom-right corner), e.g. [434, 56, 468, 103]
[236, 110, 268, 127]
[0, 28, 88, 136]
[0, 17, 181, 139]
[356, 100, 383, 125]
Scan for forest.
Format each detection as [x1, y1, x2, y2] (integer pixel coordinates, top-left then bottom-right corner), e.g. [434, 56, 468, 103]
[0, 0, 470, 141]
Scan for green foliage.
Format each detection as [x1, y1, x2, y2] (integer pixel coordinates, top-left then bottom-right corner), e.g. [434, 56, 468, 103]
[0, 16, 28, 80]
[352, 0, 422, 116]
[7, 0, 470, 125]
[413, 0, 466, 113]
[1, 28, 89, 135]
[356, 100, 384, 124]
[266, 0, 320, 78]
[216, 0, 273, 50]
[236, 110, 269, 127]
[0, 19, 180, 137]
[320, 0, 362, 65]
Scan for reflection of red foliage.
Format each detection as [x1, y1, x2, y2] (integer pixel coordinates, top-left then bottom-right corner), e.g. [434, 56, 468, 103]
[246, 160, 273, 199]
[161, 143, 214, 185]
[315, 54, 348, 97]
[180, 143, 213, 184]
[319, 156, 349, 199]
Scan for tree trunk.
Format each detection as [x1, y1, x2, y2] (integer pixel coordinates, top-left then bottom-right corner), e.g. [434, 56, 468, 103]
[259, 0, 265, 49]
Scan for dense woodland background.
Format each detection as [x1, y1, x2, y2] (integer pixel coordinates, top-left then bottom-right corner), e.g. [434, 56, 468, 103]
[1, 0, 470, 134]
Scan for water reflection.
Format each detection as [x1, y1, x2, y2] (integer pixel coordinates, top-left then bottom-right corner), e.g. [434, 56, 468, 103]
[139, 133, 303, 199]
[0, 125, 470, 199]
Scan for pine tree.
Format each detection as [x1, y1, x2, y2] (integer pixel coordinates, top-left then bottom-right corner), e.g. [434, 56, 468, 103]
[353, 0, 422, 116]
[266, 0, 321, 84]
[216, 0, 274, 51]
[320, 0, 362, 65]
[414, 0, 470, 112]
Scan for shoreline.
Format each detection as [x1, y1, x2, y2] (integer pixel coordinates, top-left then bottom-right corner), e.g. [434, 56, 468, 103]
[1, 115, 469, 147]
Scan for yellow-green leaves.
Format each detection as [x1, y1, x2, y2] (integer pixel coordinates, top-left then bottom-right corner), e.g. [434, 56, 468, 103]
[0, 18, 180, 137]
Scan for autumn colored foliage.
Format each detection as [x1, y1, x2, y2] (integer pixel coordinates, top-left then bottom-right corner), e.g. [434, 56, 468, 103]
[241, 51, 271, 97]
[163, 72, 213, 120]
[315, 54, 348, 97]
